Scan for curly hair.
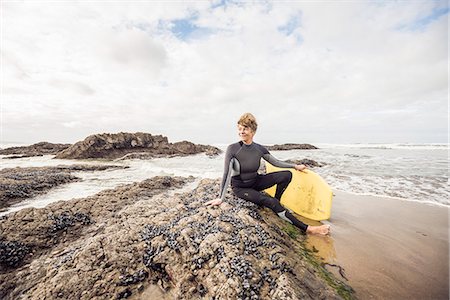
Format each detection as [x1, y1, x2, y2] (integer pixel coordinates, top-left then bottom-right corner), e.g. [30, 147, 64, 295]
[237, 113, 258, 132]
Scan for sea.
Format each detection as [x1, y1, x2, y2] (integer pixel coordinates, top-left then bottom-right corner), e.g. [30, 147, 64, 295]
[0, 142, 448, 216]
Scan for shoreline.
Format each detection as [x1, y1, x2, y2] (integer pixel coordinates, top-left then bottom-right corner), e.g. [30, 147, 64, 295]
[302, 190, 449, 299]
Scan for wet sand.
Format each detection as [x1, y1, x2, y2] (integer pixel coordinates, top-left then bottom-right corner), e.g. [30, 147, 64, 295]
[302, 191, 449, 299]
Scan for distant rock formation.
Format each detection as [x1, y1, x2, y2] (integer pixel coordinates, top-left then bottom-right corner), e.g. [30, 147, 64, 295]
[0, 165, 128, 212]
[285, 159, 325, 168]
[172, 140, 221, 157]
[0, 177, 352, 299]
[0, 142, 71, 157]
[55, 132, 221, 160]
[266, 144, 318, 150]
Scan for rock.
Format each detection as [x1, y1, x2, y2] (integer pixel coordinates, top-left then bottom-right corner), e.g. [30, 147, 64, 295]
[0, 165, 129, 212]
[0, 142, 71, 156]
[0, 167, 80, 212]
[52, 165, 129, 172]
[0, 177, 352, 300]
[172, 141, 221, 156]
[266, 144, 318, 151]
[285, 159, 325, 168]
[55, 132, 222, 160]
[2, 154, 44, 160]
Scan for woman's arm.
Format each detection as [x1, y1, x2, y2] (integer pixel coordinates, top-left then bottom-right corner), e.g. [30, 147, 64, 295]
[218, 145, 233, 200]
[206, 146, 233, 207]
[262, 153, 297, 168]
[260, 145, 307, 171]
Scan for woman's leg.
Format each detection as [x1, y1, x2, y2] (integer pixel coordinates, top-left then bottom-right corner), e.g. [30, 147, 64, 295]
[232, 186, 308, 232]
[253, 171, 292, 200]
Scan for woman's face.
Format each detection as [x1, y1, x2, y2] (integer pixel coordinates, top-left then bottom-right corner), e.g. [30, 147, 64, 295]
[237, 124, 255, 143]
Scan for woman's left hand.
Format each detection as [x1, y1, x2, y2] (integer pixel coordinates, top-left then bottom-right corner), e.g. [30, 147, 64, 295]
[205, 198, 223, 206]
[294, 164, 308, 172]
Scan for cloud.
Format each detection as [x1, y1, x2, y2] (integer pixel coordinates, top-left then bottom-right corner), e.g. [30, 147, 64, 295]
[62, 121, 81, 129]
[1, 1, 448, 145]
[278, 12, 302, 39]
[48, 79, 95, 96]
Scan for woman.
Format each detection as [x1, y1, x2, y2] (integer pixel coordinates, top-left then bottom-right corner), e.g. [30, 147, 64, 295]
[205, 113, 330, 235]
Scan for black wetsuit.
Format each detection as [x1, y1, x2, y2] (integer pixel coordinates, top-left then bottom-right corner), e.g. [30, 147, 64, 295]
[219, 141, 308, 232]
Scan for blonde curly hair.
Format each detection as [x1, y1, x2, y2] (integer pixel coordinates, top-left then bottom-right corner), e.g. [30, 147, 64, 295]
[237, 113, 258, 132]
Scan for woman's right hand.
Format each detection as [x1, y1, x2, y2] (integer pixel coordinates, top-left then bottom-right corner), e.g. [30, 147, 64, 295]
[294, 164, 308, 172]
[205, 198, 223, 206]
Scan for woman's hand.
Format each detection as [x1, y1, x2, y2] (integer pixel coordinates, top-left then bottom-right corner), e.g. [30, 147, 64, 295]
[294, 164, 308, 172]
[205, 198, 223, 206]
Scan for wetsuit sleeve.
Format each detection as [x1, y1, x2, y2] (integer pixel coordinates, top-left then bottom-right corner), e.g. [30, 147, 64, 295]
[259, 144, 296, 168]
[263, 153, 296, 168]
[219, 145, 234, 200]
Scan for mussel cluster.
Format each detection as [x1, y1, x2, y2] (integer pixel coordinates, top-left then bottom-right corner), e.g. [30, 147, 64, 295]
[269, 253, 293, 275]
[48, 211, 93, 233]
[141, 244, 170, 290]
[116, 288, 131, 299]
[141, 222, 181, 290]
[186, 212, 222, 250]
[197, 283, 208, 296]
[228, 196, 264, 222]
[191, 253, 211, 270]
[214, 245, 225, 262]
[0, 239, 31, 268]
[142, 244, 164, 268]
[1, 185, 30, 199]
[118, 269, 149, 286]
[228, 255, 265, 300]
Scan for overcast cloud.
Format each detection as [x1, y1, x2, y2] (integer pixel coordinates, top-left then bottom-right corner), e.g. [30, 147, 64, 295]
[1, 0, 448, 145]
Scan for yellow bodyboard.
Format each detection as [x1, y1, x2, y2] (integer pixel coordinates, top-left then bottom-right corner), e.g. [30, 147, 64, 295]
[265, 163, 333, 221]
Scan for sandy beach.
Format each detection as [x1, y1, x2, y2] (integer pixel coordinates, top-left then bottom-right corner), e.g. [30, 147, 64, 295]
[303, 191, 449, 299]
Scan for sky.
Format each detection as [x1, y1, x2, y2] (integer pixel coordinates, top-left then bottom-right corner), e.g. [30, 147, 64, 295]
[1, 0, 449, 146]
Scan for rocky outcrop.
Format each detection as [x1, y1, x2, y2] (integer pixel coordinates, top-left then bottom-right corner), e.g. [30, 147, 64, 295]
[0, 165, 128, 212]
[0, 142, 71, 157]
[55, 132, 221, 160]
[0, 177, 352, 300]
[172, 140, 221, 157]
[266, 144, 318, 150]
[285, 159, 325, 168]
[2, 154, 44, 160]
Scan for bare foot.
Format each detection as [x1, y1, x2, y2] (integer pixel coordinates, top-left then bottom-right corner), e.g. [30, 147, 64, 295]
[306, 224, 330, 235]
